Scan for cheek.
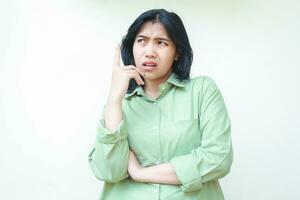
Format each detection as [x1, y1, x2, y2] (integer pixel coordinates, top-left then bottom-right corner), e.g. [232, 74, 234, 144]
[133, 46, 141, 62]
[132, 46, 137, 58]
[162, 51, 176, 64]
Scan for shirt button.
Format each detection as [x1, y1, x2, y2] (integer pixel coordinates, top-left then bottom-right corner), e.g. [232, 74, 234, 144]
[153, 126, 157, 130]
[154, 189, 158, 194]
[155, 160, 160, 165]
[154, 102, 157, 104]
[161, 86, 165, 90]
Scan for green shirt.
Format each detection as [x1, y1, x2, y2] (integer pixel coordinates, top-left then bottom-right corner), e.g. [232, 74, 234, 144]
[88, 73, 233, 200]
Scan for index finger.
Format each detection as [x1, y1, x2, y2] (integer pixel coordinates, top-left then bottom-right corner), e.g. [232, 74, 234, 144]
[114, 44, 121, 67]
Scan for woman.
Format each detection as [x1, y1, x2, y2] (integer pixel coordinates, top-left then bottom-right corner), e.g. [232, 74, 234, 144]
[88, 9, 233, 200]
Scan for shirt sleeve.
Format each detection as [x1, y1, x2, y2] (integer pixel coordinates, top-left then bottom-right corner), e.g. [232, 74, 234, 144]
[88, 106, 129, 183]
[170, 77, 233, 193]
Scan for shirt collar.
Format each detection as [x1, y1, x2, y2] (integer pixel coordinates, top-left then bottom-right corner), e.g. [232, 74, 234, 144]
[167, 73, 185, 88]
[125, 73, 186, 99]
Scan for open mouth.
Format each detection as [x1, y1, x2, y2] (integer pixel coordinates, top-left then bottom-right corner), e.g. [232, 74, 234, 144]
[142, 62, 157, 67]
[142, 62, 157, 72]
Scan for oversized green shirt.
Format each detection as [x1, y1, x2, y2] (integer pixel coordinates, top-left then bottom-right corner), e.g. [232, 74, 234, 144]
[88, 73, 233, 200]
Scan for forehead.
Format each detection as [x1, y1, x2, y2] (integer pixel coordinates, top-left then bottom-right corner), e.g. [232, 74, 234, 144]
[136, 21, 170, 38]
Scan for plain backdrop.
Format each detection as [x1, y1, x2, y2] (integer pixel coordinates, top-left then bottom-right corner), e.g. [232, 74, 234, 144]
[1, 0, 299, 199]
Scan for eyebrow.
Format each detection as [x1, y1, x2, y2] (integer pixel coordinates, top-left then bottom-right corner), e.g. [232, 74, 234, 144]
[136, 34, 171, 42]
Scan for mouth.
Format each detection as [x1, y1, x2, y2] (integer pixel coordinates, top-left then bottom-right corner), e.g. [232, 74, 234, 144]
[142, 61, 157, 67]
[142, 61, 157, 72]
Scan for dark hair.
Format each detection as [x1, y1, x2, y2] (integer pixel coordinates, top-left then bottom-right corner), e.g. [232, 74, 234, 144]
[121, 9, 193, 93]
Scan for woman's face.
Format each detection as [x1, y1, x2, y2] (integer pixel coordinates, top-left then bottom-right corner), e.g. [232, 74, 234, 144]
[133, 21, 179, 82]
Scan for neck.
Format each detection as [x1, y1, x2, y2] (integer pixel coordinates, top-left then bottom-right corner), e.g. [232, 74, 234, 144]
[144, 70, 172, 98]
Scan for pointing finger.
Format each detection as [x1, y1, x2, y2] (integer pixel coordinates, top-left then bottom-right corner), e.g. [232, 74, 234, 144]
[114, 44, 121, 67]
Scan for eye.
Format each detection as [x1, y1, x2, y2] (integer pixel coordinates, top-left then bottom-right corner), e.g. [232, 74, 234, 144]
[137, 38, 145, 43]
[158, 41, 168, 46]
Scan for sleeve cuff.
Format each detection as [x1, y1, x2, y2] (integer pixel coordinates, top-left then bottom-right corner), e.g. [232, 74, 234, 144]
[170, 153, 203, 192]
[96, 119, 128, 144]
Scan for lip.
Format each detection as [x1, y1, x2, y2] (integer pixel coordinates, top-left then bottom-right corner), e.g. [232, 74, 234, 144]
[142, 61, 157, 66]
[142, 61, 157, 72]
[143, 66, 156, 72]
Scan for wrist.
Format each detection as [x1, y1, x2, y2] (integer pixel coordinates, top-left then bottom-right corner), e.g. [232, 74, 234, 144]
[132, 166, 146, 182]
[107, 93, 124, 103]
[108, 85, 128, 102]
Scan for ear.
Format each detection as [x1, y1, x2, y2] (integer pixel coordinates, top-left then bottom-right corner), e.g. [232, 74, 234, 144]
[174, 51, 180, 61]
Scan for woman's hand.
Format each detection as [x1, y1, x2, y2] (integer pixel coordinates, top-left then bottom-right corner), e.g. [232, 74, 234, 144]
[128, 150, 143, 181]
[108, 45, 145, 102]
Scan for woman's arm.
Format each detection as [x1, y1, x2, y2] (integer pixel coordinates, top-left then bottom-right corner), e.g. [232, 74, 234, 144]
[88, 46, 145, 183]
[105, 46, 144, 132]
[128, 151, 180, 185]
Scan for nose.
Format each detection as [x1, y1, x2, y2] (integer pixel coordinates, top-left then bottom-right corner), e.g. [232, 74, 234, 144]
[145, 43, 157, 59]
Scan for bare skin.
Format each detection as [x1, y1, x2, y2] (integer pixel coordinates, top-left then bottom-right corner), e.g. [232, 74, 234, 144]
[104, 45, 145, 133]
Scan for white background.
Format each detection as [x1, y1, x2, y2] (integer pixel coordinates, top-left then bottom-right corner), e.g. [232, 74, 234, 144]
[1, 0, 299, 199]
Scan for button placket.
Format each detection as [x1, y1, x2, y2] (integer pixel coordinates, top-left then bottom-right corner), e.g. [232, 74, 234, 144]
[153, 183, 160, 199]
[154, 99, 162, 200]
[153, 101, 159, 132]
